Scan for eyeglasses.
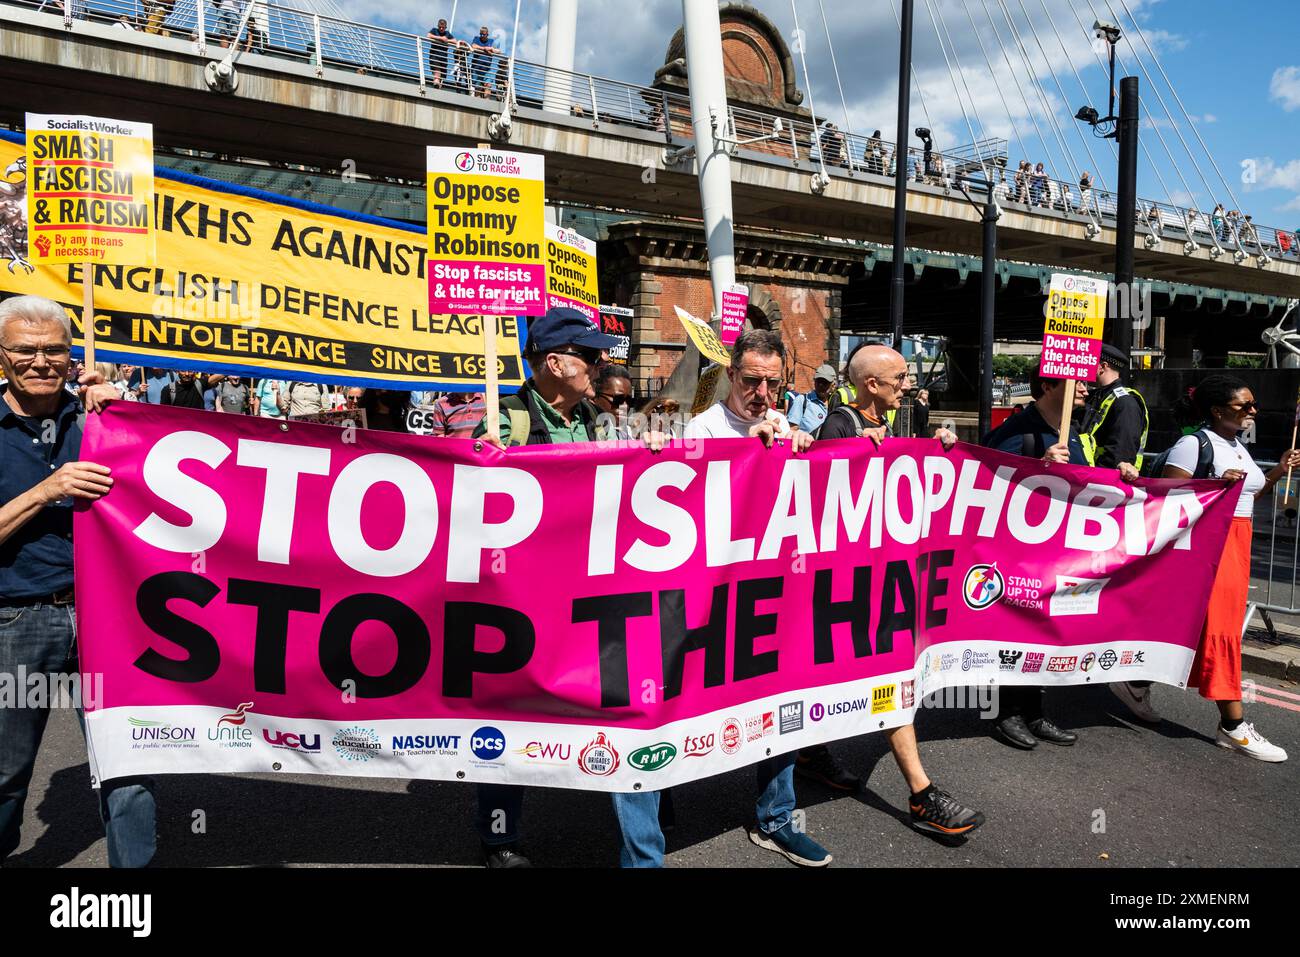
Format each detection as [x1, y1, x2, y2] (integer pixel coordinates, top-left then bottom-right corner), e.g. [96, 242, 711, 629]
[598, 393, 631, 408]
[874, 371, 910, 388]
[1227, 401, 1259, 412]
[738, 373, 782, 393]
[0, 343, 72, 364]
[551, 347, 602, 365]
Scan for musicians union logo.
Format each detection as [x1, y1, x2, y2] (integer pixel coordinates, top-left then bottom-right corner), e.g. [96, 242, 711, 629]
[454, 151, 475, 171]
[962, 563, 1005, 610]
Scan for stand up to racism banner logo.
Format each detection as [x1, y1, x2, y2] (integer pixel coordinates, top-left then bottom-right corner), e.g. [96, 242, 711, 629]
[76, 403, 1236, 791]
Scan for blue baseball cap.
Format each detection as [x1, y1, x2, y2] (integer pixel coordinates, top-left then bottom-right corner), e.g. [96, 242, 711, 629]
[524, 307, 620, 353]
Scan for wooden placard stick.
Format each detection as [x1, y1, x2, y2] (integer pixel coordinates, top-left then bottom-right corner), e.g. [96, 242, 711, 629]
[1057, 378, 1076, 450]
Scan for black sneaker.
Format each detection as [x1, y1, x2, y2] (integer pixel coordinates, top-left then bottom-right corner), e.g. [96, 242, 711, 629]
[909, 786, 985, 840]
[483, 843, 533, 868]
[795, 745, 862, 792]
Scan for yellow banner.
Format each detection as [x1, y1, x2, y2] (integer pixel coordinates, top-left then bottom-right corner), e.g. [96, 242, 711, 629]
[26, 114, 155, 266]
[0, 133, 525, 389]
[674, 305, 732, 367]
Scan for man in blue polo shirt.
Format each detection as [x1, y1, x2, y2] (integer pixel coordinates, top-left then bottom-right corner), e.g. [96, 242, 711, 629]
[0, 294, 156, 867]
[470, 26, 498, 97]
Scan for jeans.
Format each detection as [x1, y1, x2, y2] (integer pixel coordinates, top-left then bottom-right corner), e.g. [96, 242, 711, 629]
[477, 754, 796, 867]
[0, 602, 156, 867]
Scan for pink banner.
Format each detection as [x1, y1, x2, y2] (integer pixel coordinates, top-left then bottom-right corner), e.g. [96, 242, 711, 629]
[76, 403, 1236, 790]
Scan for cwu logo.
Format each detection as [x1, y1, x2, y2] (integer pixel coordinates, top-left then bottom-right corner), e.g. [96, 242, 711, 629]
[962, 563, 1004, 610]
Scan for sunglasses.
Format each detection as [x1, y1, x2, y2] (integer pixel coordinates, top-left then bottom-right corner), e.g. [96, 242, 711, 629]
[551, 347, 602, 365]
[598, 393, 631, 408]
[738, 373, 782, 393]
[1226, 401, 1258, 412]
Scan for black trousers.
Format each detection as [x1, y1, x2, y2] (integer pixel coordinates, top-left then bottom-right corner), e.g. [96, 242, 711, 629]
[1000, 686, 1044, 723]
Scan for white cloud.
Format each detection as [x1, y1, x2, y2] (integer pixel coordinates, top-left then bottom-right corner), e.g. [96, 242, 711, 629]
[1270, 66, 1300, 111]
[1281, 196, 1300, 213]
[1244, 157, 1300, 192]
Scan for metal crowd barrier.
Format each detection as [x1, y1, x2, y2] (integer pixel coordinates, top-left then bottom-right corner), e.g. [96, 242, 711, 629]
[1243, 459, 1300, 639]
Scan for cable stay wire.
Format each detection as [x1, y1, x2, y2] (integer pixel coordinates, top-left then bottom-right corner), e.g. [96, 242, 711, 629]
[958, 0, 1034, 183]
[930, 0, 999, 179]
[921, 0, 988, 181]
[890, 0, 935, 139]
[788, 0, 829, 184]
[817, 0, 859, 171]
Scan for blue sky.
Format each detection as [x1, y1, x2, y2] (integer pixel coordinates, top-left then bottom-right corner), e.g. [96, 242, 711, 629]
[346, 0, 1300, 230]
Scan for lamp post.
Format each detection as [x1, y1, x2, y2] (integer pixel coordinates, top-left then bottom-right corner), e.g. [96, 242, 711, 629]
[889, 0, 914, 351]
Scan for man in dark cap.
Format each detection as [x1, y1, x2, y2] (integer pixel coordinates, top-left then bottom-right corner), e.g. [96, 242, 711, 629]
[1081, 344, 1156, 723]
[787, 363, 836, 436]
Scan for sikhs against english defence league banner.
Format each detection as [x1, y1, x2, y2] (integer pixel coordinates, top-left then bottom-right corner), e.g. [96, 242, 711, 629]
[76, 403, 1237, 790]
[0, 130, 525, 390]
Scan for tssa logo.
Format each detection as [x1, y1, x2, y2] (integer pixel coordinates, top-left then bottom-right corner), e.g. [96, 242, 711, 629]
[963, 564, 1004, 610]
[471, 727, 506, 760]
[263, 729, 321, 752]
[683, 732, 715, 758]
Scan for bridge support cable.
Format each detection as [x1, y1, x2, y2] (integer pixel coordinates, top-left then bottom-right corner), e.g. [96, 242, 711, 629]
[789, 0, 831, 192]
[990, 0, 1086, 196]
[921, 0, 990, 185]
[958, 0, 1035, 187]
[976, 0, 1068, 186]
[1109, 0, 1257, 257]
[816, 0, 860, 172]
[889, 0, 936, 140]
[488, 0, 524, 140]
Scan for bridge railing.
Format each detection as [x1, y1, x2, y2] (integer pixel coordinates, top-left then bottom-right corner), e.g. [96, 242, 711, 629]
[11, 0, 1300, 263]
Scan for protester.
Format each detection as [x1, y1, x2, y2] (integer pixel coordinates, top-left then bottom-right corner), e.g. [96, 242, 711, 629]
[342, 386, 364, 413]
[470, 26, 498, 97]
[110, 363, 144, 402]
[1159, 376, 1300, 762]
[0, 294, 156, 867]
[428, 391, 486, 438]
[210, 374, 250, 414]
[281, 379, 332, 417]
[1081, 344, 1149, 471]
[426, 18, 463, 89]
[982, 368, 1115, 748]
[360, 389, 410, 432]
[591, 363, 635, 439]
[158, 369, 207, 408]
[471, 306, 667, 868]
[141, 367, 175, 404]
[251, 377, 287, 418]
[786, 363, 835, 435]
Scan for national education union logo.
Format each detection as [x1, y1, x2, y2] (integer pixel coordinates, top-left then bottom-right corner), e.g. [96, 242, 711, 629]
[454, 151, 476, 171]
[962, 563, 1005, 610]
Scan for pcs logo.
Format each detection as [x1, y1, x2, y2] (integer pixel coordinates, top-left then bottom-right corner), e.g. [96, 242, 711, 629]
[962, 563, 1004, 610]
[471, 726, 506, 761]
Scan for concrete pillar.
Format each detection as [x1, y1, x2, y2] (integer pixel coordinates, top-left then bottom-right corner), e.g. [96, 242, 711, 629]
[543, 0, 579, 115]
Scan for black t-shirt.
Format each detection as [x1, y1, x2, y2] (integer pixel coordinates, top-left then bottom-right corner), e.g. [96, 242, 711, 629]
[160, 379, 206, 409]
[819, 404, 892, 441]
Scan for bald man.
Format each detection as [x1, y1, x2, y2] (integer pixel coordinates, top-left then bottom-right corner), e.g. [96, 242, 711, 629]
[815, 345, 985, 840]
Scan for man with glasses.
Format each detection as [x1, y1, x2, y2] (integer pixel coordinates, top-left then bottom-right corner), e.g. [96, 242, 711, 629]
[817, 344, 987, 841]
[0, 294, 157, 867]
[471, 307, 669, 868]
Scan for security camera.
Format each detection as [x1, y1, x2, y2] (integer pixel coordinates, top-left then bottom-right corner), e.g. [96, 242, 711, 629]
[1093, 20, 1122, 43]
[1075, 106, 1100, 125]
[914, 127, 932, 142]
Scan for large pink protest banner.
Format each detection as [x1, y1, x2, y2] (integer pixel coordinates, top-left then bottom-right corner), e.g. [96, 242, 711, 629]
[76, 403, 1236, 790]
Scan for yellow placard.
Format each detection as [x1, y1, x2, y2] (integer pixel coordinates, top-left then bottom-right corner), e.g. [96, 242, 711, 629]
[26, 113, 155, 266]
[544, 222, 599, 320]
[1039, 273, 1108, 382]
[674, 305, 732, 367]
[691, 363, 724, 414]
[0, 132, 524, 388]
[426, 147, 546, 316]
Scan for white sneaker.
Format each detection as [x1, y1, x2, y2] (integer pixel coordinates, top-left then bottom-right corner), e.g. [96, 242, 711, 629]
[1110, 682, 1161, 723]
[1216, 722, 1289, 763]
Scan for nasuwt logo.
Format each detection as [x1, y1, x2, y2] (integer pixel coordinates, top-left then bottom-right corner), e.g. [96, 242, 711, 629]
[962, 564, 1004, 610]
[454, 151, 476, 171]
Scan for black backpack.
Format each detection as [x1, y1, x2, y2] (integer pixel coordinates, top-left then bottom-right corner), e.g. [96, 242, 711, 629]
[1142, 430, 1214, 479]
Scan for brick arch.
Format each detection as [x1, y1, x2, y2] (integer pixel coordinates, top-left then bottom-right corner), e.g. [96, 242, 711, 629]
[744, 284, 782, 337]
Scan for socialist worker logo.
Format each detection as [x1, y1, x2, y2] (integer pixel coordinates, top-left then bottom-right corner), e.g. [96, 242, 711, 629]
[962, 563, 1004, 610]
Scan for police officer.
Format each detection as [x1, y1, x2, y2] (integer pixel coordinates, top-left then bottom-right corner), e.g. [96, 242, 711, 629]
[1081, 344, 1149, 471]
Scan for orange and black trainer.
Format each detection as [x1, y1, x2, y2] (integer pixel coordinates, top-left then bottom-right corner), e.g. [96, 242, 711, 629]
[909, 786, 986, 839]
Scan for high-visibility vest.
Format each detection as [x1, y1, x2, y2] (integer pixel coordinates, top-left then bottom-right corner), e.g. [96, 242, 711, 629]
[1080, 384, 1149, 470]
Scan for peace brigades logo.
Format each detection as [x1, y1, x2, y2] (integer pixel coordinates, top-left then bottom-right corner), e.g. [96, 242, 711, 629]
[454, 151, 476, 171]
[962, 563, 1004, 610]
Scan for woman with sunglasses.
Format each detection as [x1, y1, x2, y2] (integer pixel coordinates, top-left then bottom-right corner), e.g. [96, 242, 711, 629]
[591, 363, 635, 439]
[1162, 374, 1300, 762]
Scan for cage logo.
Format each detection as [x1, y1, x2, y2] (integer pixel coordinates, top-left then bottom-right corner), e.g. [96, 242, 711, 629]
[683, 732, 715, 758]
[454, 151, 475, 171]
[1099, 649, 1118, 670]
[779, 701, 804, 734]
[1049, 575, 1110, 617]
[514, 740, 571, 762]
[962, 563, 1004, 610]
[1022, 652, 1046, 674]
[471, 727, 506, 761]
[745, 712, 775, 742]
[578, 732, 620, 776]
[901, 680, 915, 709]
[628, 743, 677, 772]
[1047, 656, 1078, 673]
[871, 684, 896, 714]
[998, 650, 1023, 671]
[263, 729, 321, 752]
[962, 650, 995, 672]
[391, 733, 460, 756]
[332, 726, 381, 762]
[1080, 652, 1097, 672]
[809, 703, 826, 723]
[721, 718, 743, 753]
[1119, 650, 1146, 667]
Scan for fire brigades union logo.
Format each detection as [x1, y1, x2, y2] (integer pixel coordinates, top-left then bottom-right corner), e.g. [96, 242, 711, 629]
[962, 563, 1005, 610]
[578, 732, 620, 776]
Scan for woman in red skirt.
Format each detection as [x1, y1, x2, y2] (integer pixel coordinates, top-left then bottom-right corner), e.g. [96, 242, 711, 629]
[1162, 374, 1300, 762]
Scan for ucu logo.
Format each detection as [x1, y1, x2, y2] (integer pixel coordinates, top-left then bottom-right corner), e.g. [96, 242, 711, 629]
[263, 729, 321, 752]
